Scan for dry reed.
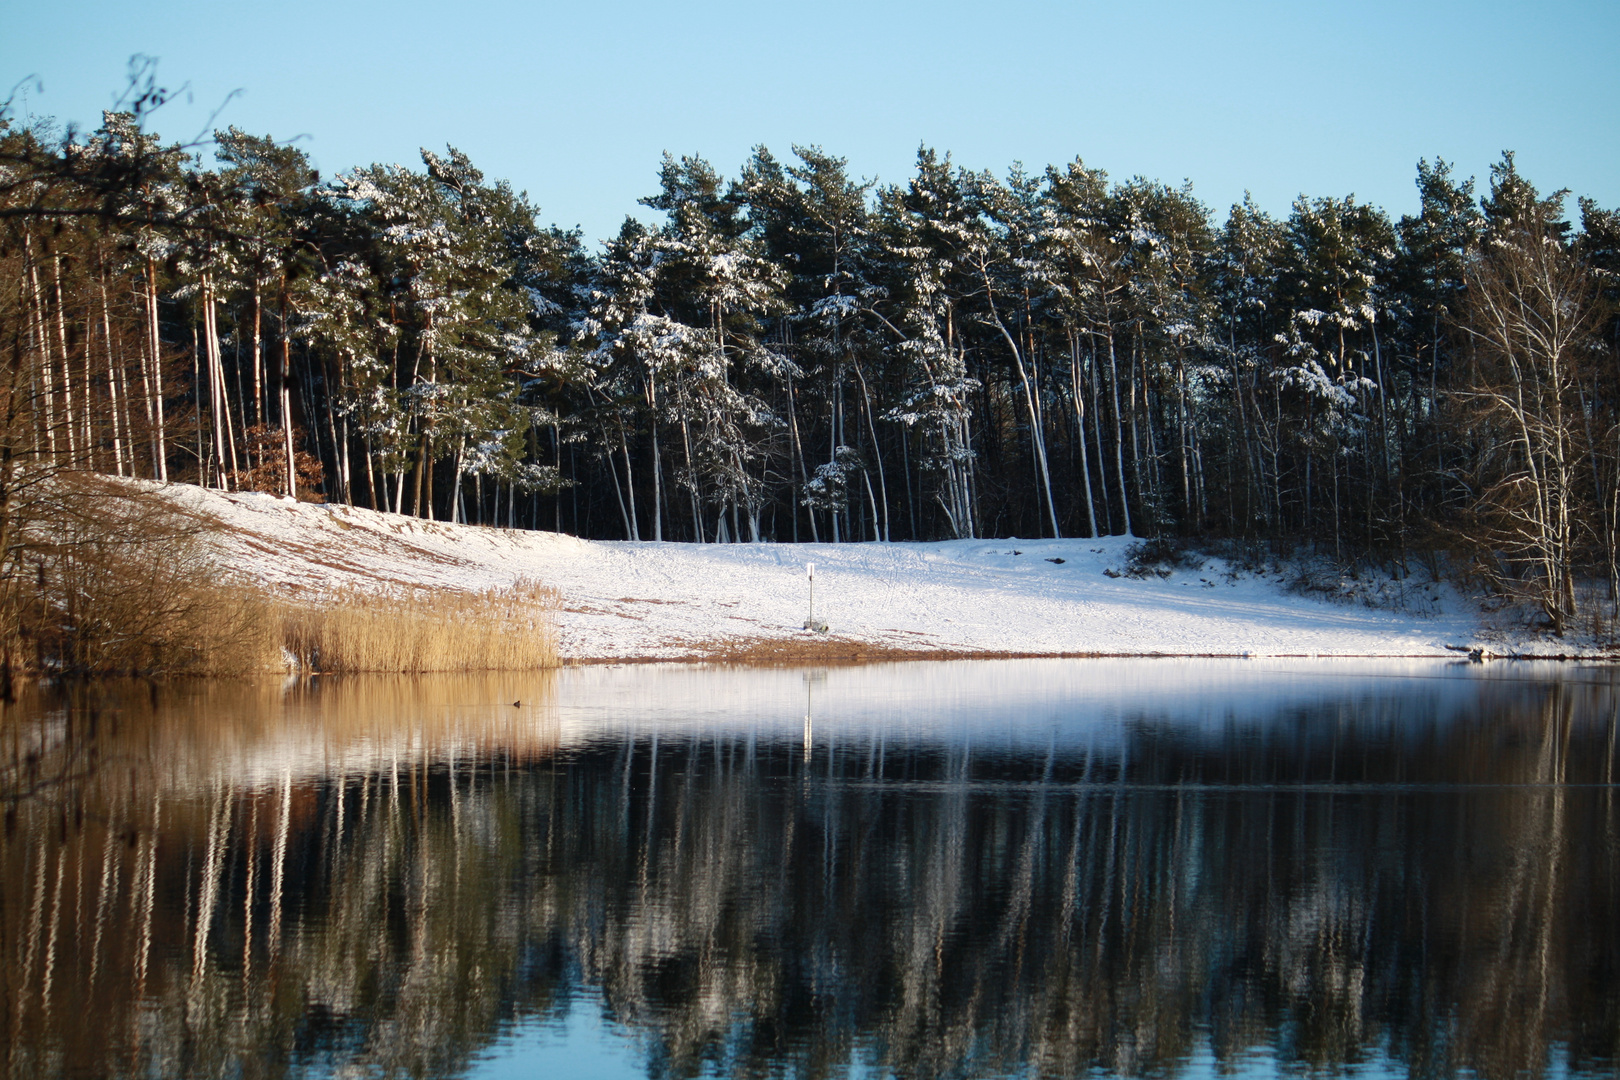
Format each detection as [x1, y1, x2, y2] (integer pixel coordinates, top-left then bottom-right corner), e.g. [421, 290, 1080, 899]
[280, 580, 559, 673]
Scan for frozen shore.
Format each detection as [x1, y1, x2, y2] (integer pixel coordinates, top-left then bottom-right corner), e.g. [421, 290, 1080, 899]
[153, 485, 1570, 663]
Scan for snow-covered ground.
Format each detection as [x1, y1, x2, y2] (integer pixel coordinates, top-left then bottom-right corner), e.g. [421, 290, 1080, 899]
[156, 485, 1549, 662]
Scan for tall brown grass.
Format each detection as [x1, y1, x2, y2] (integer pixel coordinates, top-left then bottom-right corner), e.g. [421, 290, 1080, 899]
[279, 581, 559, 673]
[2, 476, 559, 677]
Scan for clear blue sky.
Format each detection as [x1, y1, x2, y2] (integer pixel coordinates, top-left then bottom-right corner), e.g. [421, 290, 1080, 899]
[4, 0, 1615, 245]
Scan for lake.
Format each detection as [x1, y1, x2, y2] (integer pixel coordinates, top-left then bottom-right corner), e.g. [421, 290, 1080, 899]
[1, 659, 1616, 1079]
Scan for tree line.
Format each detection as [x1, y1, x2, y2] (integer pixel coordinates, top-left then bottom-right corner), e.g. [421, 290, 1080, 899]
[3, 81, 1617, 630]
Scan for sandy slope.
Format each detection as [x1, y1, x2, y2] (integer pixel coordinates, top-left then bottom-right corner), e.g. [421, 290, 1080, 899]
[156, 485, 1516, 662]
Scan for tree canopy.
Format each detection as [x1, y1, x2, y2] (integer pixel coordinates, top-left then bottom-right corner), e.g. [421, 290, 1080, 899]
[3, 87, 1616, 631]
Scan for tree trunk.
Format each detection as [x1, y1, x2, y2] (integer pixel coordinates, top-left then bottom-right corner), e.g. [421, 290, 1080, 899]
[98, 273, 125, 476]
[1068, 329, 1098, 538]
[851, 357, 889, 541]
[143, 258, 167, 482]
[450, 436, 466, 524]
[984, 284, 1060, 538]
[650, 417, 664, 542]
[250, 279, 264, 426]
[787, 372, 817, 542]
[619, 421, 640, 541]
[280, 280, 296, 498]
[51, 257, 78, 465]
[1104, 325, 1132, 536]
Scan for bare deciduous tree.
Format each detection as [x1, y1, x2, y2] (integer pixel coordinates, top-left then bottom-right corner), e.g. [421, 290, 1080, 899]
[1452, 210, 1607, 633]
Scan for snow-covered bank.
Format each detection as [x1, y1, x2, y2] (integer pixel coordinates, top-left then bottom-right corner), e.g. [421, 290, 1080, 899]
[164, 485, 1581, 662]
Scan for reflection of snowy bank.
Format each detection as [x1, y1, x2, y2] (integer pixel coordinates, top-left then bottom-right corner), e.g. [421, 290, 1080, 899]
[170, 485, 1516, 661]
[30, 660, 1609, 798]
[552, 657, 1603, 753]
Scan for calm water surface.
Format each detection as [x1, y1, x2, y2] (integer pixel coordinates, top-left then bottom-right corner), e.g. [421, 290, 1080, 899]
[1, 659, 1618, 1079]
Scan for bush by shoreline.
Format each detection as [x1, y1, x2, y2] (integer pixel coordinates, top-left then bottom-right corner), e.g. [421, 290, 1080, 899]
[2, 479, 559, 678]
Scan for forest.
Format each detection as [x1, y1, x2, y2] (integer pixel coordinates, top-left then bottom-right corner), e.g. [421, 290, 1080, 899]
[2, 76, 1617, 633]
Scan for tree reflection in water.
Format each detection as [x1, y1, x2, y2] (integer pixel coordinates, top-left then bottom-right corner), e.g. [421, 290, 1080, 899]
[0, 661, 1616, 1079]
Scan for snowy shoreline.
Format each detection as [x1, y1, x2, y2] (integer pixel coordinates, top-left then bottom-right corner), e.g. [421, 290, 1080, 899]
[164, 485, 1607, 664]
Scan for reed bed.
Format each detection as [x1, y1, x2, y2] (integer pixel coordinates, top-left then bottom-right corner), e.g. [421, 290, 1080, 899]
[280, 580, 559, 673]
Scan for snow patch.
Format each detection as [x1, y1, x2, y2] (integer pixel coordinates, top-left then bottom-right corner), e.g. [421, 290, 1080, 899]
[166, 486, 1511, 662]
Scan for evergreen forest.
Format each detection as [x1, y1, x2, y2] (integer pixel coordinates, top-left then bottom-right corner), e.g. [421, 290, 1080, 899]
[3, 78, 1618, 632]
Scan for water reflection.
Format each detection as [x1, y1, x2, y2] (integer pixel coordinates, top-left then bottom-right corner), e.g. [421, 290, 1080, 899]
[0, 661, 1617, 1079]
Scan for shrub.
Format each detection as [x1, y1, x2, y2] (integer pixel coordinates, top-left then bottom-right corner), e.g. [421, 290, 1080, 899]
[10, 476, 277, 677]
[2, 478, 560, 678]
[1122, 538, 1203, 580]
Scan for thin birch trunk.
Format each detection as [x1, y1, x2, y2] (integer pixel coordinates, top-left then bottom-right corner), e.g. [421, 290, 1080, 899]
[203, 277, 235, 488]
[143, 259, 167, 481]
[280, 280, 296, 498]
[986, 291, 1060, 538]
[250, 279, 264, 426]
[1069, 329, 1098, 537]
[99, 274, 126, 475]
[787, 372, 818, 541]
[1105, 325, 1131, 536]
[649, 420, 664, 541]
[619, 421, 639, 540]
[25, 244, 57, 460]
[851, 357, 890, 541]
[450, 436, 465, 524]
[82, 313, 96, 469]
[51, 257, 78, 464]
[681, 418, 703, 542]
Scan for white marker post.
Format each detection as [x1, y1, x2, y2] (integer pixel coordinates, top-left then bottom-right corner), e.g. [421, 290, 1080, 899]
[803, 563, 828, 633]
